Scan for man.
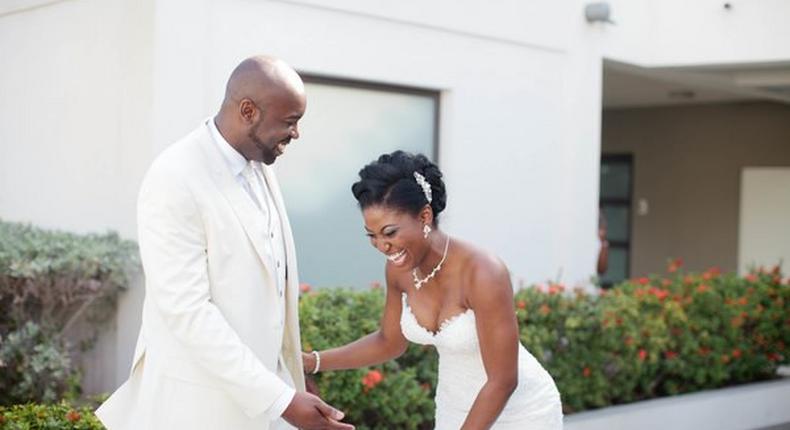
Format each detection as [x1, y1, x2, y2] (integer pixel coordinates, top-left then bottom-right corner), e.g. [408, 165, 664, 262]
[96, 56, 353, 430]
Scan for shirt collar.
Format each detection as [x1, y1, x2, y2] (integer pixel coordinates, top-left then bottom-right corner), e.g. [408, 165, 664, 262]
[207, 117, 248, 177]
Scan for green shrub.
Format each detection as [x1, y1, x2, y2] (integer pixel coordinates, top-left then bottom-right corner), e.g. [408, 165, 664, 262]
[299, 287, 436, 430]
[0, 220, 139, 334]
[0, 220, 139, 405]
[300, 266, 789, 425]
[0, 402, 104, 430]
[0, 322, 79, 406]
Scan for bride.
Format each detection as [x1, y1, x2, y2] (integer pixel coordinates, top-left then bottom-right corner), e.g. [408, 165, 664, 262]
[302, 151, 563, 429]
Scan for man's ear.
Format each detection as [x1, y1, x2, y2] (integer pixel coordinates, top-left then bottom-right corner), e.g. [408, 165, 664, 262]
[239, 99, 257, 123]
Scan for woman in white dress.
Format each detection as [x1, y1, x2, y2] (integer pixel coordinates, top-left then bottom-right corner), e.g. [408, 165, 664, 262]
[302, 151, 563, 429]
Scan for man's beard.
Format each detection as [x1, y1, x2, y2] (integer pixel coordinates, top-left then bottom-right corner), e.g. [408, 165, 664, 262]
[248, 128, 277, 165]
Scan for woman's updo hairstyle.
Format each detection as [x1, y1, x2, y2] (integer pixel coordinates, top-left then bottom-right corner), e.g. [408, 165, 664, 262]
[351, 151, 446, 224]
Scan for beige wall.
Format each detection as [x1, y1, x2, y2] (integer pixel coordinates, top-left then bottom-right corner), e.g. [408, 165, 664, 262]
[602, 102, 790, 277]
[0, 0, 154, 239]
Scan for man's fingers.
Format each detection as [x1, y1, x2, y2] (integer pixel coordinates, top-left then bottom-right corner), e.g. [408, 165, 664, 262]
[324, 419, 355, 430]
[315, 400, 344, 421]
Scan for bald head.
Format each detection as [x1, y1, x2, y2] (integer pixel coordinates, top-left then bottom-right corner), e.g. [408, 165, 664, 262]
[215, 56, 306, 164]
[222, 56, 304, 109]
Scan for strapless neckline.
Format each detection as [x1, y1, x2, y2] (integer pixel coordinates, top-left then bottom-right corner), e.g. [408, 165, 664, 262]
[401, 292, 474, 338]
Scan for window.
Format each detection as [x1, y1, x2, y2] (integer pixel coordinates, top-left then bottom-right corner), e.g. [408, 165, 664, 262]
[273, 76, 439, 288]
[599, 154, 633, 286]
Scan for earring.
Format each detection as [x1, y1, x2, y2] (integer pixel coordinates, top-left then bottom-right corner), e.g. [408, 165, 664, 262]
[423, 224, 432, 239]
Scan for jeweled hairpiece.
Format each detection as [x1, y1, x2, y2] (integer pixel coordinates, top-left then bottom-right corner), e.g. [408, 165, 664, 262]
[413, 172, 432, 203]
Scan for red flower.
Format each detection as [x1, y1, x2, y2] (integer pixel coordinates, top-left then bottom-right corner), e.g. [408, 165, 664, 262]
[745, 274, 758, 283]
[698, 347, 710, 356]
[703, 267, 721, 280]
[667, 258, 683, 273]
[732, 349, 742, 359]
[582, 367, 591, 377]
[767, 353, 782, 362]
[517, 300, 526, 310]
[638, 349, 648, 361]
[738, 297, 748, 306]
[421, 382, 432, 392]
[299, 283, 312, 294]
[539, 304, 551, 316]
[548, 284, 565, 295]
[362, 369, 384, 391]
[649, 287, 669, 301]
[637, 277, 650, 286]
[65, 410, 81, 423]
[664, 351, 678, 360]
[661, 279, 672, 287]
[696, 284, 710, 293]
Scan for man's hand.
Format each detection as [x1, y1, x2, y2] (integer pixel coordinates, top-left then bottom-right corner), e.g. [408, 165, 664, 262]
[282, 392, 354, 430]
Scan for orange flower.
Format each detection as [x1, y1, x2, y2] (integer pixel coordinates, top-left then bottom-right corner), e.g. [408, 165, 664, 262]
[362, 369, 384, 391]
[738, 297, 748, 306]
[745, 274, 758, 283]
[299, 283, 312, 294]
[638, 349, 648, 361]
[582, 367, 591, 377]
[731, 316, 743, 328]
[539, 304, 551, 316]
[517, 300, 526, 310]
[721, 354, 731, 364]
[696, 284, 710, 293]
[65, 410, 81, 423]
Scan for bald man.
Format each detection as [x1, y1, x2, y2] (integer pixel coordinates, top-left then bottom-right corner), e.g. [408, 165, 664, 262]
[96, 56, 353, 430]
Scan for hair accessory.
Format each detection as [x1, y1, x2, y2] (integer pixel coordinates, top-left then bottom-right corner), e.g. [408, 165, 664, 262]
[413, 172, 432, 204]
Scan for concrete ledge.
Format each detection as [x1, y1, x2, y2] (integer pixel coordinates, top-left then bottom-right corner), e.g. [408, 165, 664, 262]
[565, 377, 790, 430]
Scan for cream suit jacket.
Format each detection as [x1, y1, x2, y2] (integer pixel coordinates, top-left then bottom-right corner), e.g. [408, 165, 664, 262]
[96, 122, 306, 429]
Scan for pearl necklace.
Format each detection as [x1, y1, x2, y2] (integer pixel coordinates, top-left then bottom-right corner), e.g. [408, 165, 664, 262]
[413, 235, 451, 290]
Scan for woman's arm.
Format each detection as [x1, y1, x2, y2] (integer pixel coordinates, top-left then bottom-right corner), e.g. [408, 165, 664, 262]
[460, 257, 519, 430]
[304, 265, 409, 373]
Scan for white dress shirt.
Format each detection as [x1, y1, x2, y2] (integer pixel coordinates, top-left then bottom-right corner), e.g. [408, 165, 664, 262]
[207, 118, 295, 420]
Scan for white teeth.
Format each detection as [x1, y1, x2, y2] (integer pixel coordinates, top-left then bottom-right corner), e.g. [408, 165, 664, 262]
[387, 250, 405, 262]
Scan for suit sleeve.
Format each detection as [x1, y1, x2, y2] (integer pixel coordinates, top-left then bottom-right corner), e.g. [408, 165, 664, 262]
[137, 162, 290, 418]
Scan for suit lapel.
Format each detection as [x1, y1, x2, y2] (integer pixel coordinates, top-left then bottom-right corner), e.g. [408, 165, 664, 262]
[197, 123, 276, 283]
[261, 165, 306, 391]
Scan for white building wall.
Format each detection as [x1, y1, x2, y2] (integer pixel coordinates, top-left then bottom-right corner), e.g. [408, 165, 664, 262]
[3, 0, 790, 391]
[0, 0, 153, 239]
[602, 0, 790, 66]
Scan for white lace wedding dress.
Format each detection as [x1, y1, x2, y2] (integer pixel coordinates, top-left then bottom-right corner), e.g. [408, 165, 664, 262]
[401, 293, 563, 429]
